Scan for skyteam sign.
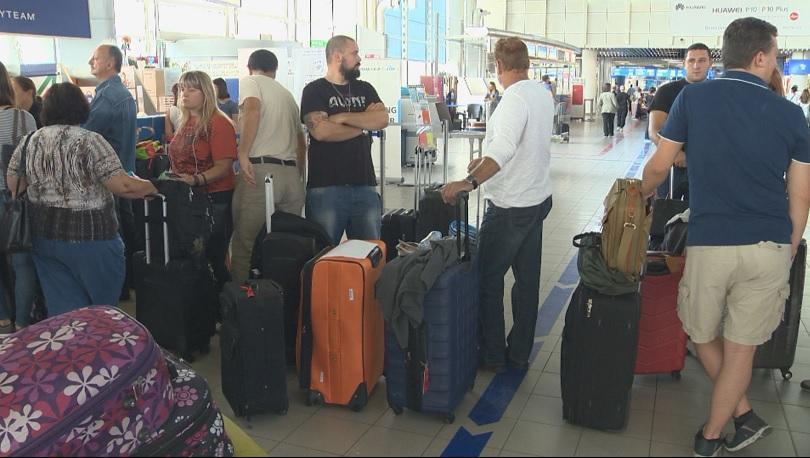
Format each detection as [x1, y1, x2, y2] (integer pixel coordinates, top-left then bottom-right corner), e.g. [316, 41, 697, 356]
[0, 0, 91, 39]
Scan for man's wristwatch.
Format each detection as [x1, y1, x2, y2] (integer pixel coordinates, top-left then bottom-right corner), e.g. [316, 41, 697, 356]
[464, 174, 479, 190]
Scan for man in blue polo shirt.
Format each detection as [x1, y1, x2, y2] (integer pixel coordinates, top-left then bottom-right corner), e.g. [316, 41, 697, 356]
[642, 18, 810, 458]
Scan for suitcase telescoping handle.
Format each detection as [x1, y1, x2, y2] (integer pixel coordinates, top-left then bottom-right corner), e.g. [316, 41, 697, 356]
[264, 174, 275, 234]
[456, 191, 471, 262]
[144, 194, 170, 266]
[372, 129, 385, 212]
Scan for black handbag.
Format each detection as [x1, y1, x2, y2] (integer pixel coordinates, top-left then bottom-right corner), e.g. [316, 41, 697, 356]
[0, 133, 33, 253]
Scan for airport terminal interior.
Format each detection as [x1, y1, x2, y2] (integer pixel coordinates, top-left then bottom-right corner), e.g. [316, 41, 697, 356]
[1, 0, 810, 456]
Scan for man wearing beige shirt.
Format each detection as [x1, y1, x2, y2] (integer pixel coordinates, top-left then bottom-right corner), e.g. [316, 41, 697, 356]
[231, 49, 307, 282]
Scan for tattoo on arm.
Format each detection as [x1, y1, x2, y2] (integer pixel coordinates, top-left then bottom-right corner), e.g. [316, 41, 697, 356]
[304, 112, 328, 130]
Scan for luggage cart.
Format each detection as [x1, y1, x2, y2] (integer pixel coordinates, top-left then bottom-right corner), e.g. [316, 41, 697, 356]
[552, 102, 570, 143]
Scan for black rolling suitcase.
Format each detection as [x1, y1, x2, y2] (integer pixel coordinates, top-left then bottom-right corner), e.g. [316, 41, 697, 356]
[219, 279, 289, 418]
[754, 239, 806, 380]
[413, 149, 456, 240]
[561, 283, 640, 430]
[381, 208, 417, 261]
[134, 195, 217, 361]
[248, 176, 331, 365]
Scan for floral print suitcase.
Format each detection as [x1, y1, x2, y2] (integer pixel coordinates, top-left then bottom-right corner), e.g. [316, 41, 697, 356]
[137, 352, 234, 457]
[0, 307, 174, 457]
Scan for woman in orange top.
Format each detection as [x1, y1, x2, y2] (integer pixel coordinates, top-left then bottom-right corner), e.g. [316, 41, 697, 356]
[169, 71, 237, 291]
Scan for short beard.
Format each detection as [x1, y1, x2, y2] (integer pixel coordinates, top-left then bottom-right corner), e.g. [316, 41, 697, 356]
[341, 64, 361, 81]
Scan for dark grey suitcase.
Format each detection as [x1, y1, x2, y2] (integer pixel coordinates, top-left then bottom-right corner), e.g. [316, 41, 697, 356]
[134, 195, 216, 362]
[753, 240, 806, 380]
[561, 283, 640, 430]
[219, 279, 289, 418]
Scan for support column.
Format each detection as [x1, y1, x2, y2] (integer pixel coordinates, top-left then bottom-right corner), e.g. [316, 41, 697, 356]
[581, 49, 598, 115]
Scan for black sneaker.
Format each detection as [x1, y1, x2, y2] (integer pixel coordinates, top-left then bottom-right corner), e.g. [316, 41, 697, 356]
[802, 380, 810, 392]
[725, 411, 772, 452]
[694, 429, 725, 457]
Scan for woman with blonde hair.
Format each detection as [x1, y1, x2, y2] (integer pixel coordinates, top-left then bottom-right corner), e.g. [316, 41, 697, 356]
[168, 71, 237, 291]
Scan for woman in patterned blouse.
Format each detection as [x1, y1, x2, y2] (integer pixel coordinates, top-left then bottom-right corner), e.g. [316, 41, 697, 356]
[6, 83, 157, 319]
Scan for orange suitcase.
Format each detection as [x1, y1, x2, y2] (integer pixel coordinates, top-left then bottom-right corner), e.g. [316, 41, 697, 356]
[297, 240, 386, 411]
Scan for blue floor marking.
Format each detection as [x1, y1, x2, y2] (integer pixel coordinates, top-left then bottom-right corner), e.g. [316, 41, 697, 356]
[442, 142, 654, 455]
[441, 427, 493, 457]
[557, 255, 580, 287]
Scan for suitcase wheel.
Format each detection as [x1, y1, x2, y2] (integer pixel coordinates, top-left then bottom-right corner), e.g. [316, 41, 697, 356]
[671, 371, 682, 381]
[390, 404, 404, 416]
[443, 413, 456, 424]
[781, 369, 793, 381]
[305, 390, 323, 407]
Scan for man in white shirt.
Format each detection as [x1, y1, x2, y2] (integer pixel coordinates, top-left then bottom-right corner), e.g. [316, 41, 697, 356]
[442, 37, 554, 373]
[231, 49, 307, 282]
[788, 85, 801, 104]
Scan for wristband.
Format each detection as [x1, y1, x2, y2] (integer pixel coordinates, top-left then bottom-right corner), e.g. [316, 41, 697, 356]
[464, 174, 479, 190]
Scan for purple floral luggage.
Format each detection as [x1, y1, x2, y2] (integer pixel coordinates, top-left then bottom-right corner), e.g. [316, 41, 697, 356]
[0, 306, 174, 457]
[137, 353, 234, 457]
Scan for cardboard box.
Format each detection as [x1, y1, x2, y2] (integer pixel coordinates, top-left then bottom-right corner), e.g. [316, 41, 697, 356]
[157, 96, 175, 113]
[142, 68, 180, 114]
[119, 66, 136, 90]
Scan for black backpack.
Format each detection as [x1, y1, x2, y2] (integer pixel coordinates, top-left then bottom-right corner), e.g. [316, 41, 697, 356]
[148, 179, 213, 263]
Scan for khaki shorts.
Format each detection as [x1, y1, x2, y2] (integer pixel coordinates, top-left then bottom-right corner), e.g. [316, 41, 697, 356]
[678, 242, 792, 346]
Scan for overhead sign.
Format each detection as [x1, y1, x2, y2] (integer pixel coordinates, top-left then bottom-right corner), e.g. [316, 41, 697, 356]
[785, 59, 810, 75]
[0, 0, 91, 38]
[670, 0, 810, 36]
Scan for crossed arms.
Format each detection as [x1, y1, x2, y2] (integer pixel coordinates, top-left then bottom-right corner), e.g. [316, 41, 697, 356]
[304, 102, 388, 142]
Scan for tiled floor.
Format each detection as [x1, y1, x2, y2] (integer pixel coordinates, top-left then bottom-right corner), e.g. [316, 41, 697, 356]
[134, 117, 810, 456]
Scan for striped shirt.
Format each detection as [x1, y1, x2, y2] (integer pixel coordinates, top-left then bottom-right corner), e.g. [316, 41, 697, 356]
[0, 108, 37, 190]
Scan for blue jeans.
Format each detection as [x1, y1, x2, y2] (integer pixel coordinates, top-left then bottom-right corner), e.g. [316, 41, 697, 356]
[306, 186, 382, 245]
[0, 193, 37, 326]
[478, 197, 553, 366]
[32, 237, 125, 318]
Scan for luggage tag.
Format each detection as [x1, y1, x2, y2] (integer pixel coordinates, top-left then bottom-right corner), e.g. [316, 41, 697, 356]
[241, 283, 256, 298]
[422, 363, 430, 394]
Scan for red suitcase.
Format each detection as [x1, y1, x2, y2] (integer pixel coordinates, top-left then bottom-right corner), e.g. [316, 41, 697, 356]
[635, 254, 688, 379]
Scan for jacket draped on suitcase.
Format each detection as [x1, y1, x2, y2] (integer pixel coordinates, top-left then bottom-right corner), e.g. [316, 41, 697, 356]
[380, 194, 478, 423]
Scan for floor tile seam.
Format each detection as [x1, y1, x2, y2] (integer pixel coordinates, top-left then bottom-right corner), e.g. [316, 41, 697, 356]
[241, 410, 318, 442]
[371, 422, 444, 440]
[780, 400, 804, 455]
[315, 408, 388, 426]
[513, 413, 581, 431]
[354, 424, 436, 457]
[283, 414, 373, 455]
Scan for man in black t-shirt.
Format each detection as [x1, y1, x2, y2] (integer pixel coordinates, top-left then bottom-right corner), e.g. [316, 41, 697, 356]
[300, 35, 389, 244]
[649, 43, 712, 200]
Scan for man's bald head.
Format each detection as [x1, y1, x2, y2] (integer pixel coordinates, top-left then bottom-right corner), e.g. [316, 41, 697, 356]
[89, 44, 123, 81]
[99, 44, 123, 73]
[325, 36, 356, 64]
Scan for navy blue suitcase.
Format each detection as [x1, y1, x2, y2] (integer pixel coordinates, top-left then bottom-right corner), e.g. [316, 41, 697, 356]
[384, 194, 478, 424]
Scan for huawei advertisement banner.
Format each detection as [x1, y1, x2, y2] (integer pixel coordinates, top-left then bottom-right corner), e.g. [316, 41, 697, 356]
[670, 0, 809, 36]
